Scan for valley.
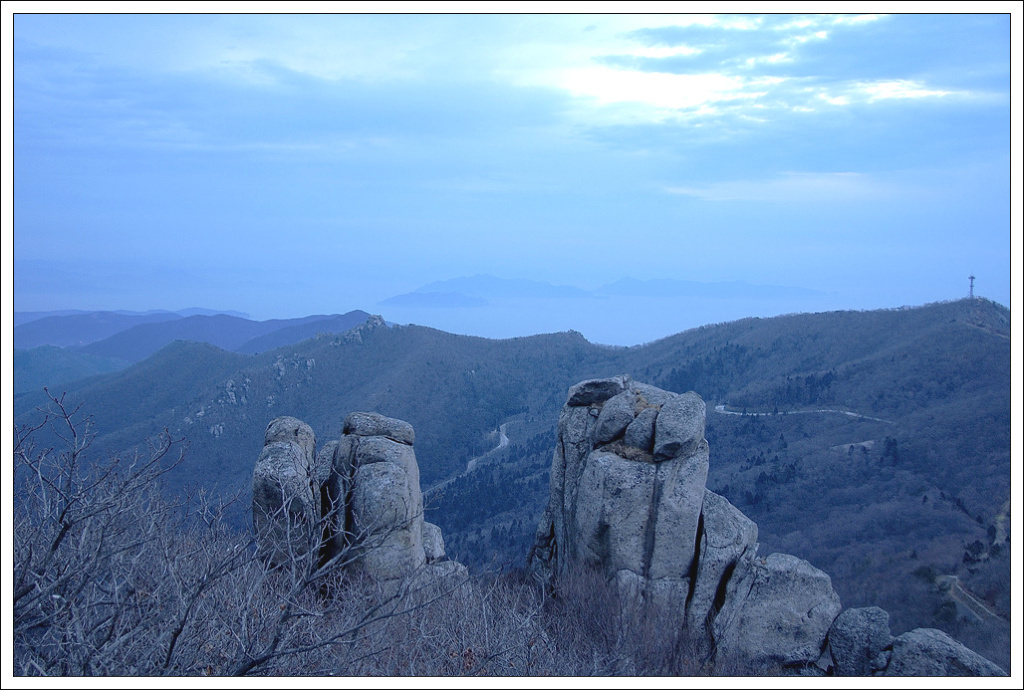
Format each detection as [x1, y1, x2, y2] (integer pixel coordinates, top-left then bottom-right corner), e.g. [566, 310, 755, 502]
[12, 297, 1013, 670]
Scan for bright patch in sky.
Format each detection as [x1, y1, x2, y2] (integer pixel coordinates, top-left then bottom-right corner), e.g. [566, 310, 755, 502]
[558, 68, 748, 110]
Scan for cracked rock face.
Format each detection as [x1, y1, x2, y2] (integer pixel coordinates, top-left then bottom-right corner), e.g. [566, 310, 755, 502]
[529, 377, 841, 672]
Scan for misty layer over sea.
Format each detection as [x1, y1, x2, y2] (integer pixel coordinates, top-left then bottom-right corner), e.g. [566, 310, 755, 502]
[381, 293, 865, 346]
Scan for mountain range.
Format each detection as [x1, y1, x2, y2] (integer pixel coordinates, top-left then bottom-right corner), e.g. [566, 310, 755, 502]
[13, 309, 371, 393]
[11, 298, 1012, 670]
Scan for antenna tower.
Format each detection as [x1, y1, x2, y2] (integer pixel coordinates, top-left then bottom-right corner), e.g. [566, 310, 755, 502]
[968, 275, 975, 300]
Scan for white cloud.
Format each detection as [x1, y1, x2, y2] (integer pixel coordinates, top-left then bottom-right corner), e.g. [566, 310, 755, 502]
[745, 52, 792, 67]
[665, 172, 892, 203]
[832, 14, 884, 25]
[856, 80, 952, 101]
[557, 67, 749, 111]
[630, 45, 702, 59]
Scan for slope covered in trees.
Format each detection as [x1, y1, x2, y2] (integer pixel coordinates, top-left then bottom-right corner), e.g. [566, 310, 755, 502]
[13, 298, 1012, 669]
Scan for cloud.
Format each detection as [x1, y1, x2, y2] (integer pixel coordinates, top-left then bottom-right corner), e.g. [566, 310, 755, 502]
[529, 13, 985, 130]
[665, 172, 893, 203]
[556, 67, 749, 111]
[856, 80, 952, 101]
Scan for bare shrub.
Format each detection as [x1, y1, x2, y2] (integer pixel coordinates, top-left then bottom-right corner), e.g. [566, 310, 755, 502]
[12, 394, 764, 676]
[11, 394, 472, 677]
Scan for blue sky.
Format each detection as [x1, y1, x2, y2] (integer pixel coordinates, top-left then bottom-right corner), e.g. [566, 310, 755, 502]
[7, 9, 1017, 344]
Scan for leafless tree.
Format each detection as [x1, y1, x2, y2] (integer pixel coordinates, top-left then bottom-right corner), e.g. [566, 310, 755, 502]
[12, 392, 761, 676]
[11, 393, 474, 676]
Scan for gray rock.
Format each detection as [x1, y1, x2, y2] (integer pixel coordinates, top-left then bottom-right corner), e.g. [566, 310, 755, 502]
[530, 377, 1003, 676]
[629, 381, 676, 409]
[551, 405, 600, 572]
[344, 411, 415, 445]
[572, 450, 656, 574]
[353, 435, 420, 490]
[685, 489, 759, 632]
[264, 416, 317, 461]
[422, 521, 446, 563]
[623, 406, 658, 452]
[883, 628, 1006, 676]
[653, 392, 706, 462]
[253, 412, 467, 587]
[829, 606, 892, 676]
[647, 440, 708, 579]
[351, 461, 420, 537]
[321, 436, 354, 560]
[252, 417, 320, 566]
[593, 390, 637, 444]
[530, 379, 875, 674]
[313, 440, 338, 486]
[713, 552, 842, 668]
[353, 525, 425, 579]
[565, 375, 629, 406]
[340, 414, 429, 582]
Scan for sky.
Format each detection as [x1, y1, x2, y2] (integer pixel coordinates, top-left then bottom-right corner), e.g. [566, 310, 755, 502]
[6, 6, 1019, 345]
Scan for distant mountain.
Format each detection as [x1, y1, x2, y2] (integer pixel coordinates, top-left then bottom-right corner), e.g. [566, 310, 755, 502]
[176, 307, 251, 319]
[13, 298, 1011, 670]
[13, 345, 130, 394]
[421, 275, 594, 299]
[12, 311, 378, 394]
[381, 275, 593, 307]
[77, 313, 362, 363]
[13, 308, 254, 346]
[13, 311, 184, 349]
[234, 311, 372, 354]
[379, 292, 488, 309]
[14, 309, 98, 327]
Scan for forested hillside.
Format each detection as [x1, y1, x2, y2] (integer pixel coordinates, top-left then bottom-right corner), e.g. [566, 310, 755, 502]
[13, 298, 1011, 669]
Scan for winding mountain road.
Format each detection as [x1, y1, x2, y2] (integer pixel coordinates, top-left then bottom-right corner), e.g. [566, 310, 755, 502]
[713, 404, 892, 424]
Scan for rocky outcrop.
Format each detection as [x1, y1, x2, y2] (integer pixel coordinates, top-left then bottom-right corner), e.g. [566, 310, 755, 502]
[828, 608, 1006, 676]
[828, 606, 892, 676]
[254, 412, 464, 584]
[252, 417, 320, 566]
[529, 376, 1004, 675]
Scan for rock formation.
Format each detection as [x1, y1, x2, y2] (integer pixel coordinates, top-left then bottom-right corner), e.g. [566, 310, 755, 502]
[253, 412, 464, 584]
[252, 416, 321, 566]
[529, 376, 1005, 676]
[829, 608, 1006, 676]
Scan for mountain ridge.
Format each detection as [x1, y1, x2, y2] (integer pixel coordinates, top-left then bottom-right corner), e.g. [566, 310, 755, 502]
[12, 298, 1011, 669]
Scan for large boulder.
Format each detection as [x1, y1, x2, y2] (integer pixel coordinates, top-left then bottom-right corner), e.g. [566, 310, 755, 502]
[333, 412, 426, 581]
[685, 489, 759, 633]
[252, 417, 319, 566]
[652, 392, 706, 462]
[343, 411, 415, 445]
[566, 375, 629, 407]
[882, 628, 1006, 676]
[828, 606, 892, 676]
[712, 553, 842, 668]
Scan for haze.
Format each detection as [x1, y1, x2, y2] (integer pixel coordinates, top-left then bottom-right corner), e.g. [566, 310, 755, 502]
[9, 10, 1014, 345]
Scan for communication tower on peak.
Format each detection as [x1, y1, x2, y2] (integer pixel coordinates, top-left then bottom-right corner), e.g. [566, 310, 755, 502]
[968, 275, 975, 300]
